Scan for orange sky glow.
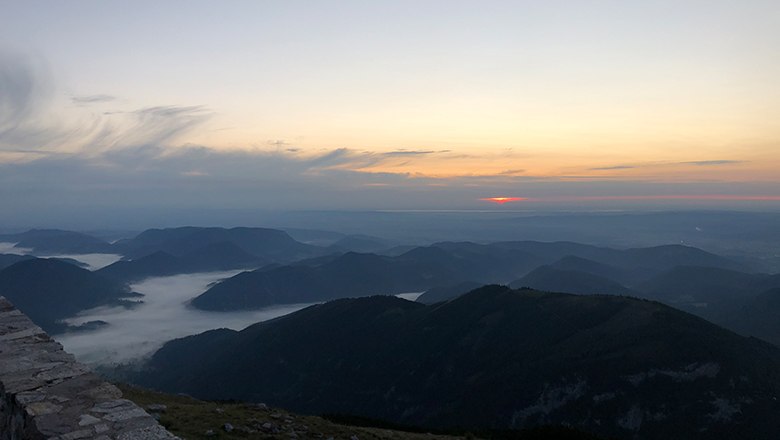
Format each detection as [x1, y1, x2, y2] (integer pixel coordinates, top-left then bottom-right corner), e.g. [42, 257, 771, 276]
[1, 2, 779, 213]
[481, 195, 780, 204]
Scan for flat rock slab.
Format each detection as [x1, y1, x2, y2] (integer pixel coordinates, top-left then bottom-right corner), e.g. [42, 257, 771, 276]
[0, 296, 178, 439]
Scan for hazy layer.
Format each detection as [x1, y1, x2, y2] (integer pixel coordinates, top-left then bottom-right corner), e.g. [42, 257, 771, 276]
[0, 242, 32, 255]
[396, 292, 424, 302]
[0, 242, 121, 270]
[56, 271, 315, 365]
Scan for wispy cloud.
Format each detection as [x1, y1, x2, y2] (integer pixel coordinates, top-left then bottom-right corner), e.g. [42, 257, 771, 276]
[180, 170, 209, 177]
[382, 149, 450, 157]
[589, 160, 744, 171]
[0, 51, 60, 151]
[0, 52, 42, 130]
[498, 169, 525, 175]
[589, 165, 636, 171]
[680, 160, 745, 166]
[121, 105, 212, 149]
[0, 52, 213, 158]
[71, 94, 115, 104]
[267, 139, 290, 148]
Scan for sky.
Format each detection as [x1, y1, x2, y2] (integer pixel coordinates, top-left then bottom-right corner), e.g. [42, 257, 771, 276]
[1, 0, 779, 223]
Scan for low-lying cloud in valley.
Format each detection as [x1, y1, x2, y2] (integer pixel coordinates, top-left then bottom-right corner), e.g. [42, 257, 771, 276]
[56, 270, 316, 365]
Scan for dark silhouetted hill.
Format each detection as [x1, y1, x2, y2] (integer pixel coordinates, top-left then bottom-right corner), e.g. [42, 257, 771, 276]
[0, 229, 114, 254]
[548, 255, 630, 284]
[510, 266, 632, 296]
[0, 258, 139, 333]
[113, 226, 323, 262]
[191, 250, 457, 310]
[328, 234, 396, 253]
[98, 241, 266, 283]
[636, 266, 780, 321]
[494, 242, 745, 284]
[137, 286, 780, 439]
[638, 266, 779, 303]
[191, 243, 544, 310]
[192, 241, 743, 311]
[416, 281, 484, 304]
[725, 288, 780, 347]
[0, 253, 35, 270]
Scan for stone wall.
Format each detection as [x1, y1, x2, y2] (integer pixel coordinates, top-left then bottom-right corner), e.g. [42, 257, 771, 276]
[0, 297, 177, 440]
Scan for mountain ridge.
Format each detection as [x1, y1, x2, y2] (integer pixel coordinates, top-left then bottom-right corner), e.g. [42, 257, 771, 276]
[137, 285, 780, 439]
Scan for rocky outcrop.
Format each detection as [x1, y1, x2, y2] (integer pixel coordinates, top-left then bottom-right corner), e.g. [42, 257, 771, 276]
[0, 297, 177, 440]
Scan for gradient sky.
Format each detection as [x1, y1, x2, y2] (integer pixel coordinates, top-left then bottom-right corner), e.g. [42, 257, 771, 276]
[1, 0, 779, 220]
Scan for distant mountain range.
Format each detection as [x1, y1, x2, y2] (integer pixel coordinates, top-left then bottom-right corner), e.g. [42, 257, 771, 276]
[192, 241, 744, 311]
[637, 265, 780, 311]
[135, 285, 780, 439]
[510, 265, 633, 296]
[97, 241, 266, 283]
[5, 226, 780, 349]
[5, 224, 780, 438]
[0, 229, 115, 254]
[112, 226, 324, 262]
[190, 250, 459, 310]
[1, 226, 333, 281]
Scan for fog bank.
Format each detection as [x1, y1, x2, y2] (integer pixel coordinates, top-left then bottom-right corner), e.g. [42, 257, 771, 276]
[56, 271, 314, 365]
[0, 242, 32, 255]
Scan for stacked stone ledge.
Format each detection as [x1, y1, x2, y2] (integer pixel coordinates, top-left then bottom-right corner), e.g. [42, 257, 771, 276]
[0, 297, 178, 440]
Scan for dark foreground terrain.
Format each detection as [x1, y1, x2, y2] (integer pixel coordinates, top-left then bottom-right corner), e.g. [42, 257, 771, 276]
[134, 286, 780, 439]
[120, 384, 600, 440]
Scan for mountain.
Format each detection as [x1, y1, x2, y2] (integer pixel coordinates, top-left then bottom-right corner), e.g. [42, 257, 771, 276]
[190, 251, 456, 311]
[486, 241, 621, 263]
[497, 262, 780, 347]
[548, 256, 630, 284]
[282, 228, 347, 246]
[193, 241, 742, 311]
[508, 264, 780, 346]
[113, 226, 324, 262]
[137, 286, 780, 439]
[98, 241, 266, 283]
[416, 281, 484, 304]
[328, 234, 396, 253]
[638, 266, 780, 303]
[636, 266, 780, 320]
[191, 244, 541, 311]
[725, 288, 780, 347]
[620, 244, 744, 273]
[510, 266, 632, 296]
[442, 242, 745, 285]
[397, 244, 539, 281]
[0, 253, 35, 270]
[0, 258, 139, 333]
[0, 229, 114, 254]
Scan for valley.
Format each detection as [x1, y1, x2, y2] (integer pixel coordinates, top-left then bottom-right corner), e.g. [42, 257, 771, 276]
[1, 219, 780, 439]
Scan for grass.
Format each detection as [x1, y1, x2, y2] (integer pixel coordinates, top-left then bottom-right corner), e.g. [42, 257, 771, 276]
[117, 383, 472, 440]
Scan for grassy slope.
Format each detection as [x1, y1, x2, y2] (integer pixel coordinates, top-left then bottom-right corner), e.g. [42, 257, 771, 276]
[118, 384, 601, 440]
[119, 383, 472, 440]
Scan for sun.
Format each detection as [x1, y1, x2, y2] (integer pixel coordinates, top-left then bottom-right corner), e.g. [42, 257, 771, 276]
[480, 197, 528, 205]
